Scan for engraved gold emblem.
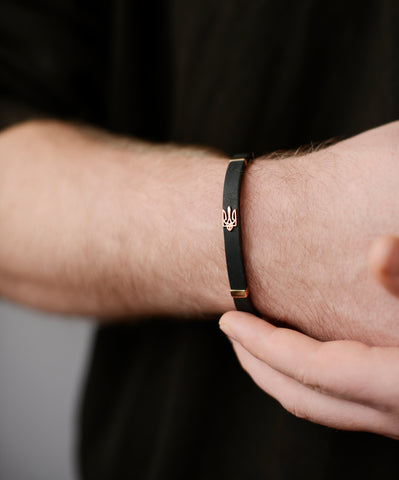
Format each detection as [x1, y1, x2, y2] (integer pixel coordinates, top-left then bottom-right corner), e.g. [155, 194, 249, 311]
[222, 206, 237, 231]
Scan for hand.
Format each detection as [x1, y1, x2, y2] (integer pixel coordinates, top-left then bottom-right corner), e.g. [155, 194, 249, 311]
[219, 311, 399, 440]
[244, 121, 399, 346]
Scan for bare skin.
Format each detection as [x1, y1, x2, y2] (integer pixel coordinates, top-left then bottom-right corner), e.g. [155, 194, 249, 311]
[0, 120, 233, 319]
[1, 118, 399, 350]
[217, 236, 399, 440]
[219, 310, 399, 440]
[243, 121, 399, 346]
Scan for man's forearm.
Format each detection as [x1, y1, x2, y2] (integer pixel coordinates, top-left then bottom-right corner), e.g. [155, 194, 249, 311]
[3, 118, 399, 347]
[0, 119, 236, 318]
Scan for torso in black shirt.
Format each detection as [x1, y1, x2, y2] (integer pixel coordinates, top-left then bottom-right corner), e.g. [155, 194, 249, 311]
[1, 1, 399, 478]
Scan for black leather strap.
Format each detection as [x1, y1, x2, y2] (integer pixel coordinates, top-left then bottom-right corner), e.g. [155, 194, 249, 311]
[222, 153, 261, 317]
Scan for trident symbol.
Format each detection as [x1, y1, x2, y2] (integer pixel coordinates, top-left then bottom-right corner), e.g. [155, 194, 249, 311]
[222, 206, 237, 231]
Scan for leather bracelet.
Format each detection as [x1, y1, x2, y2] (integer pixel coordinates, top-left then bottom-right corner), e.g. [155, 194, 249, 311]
[222, 153, 261, 317]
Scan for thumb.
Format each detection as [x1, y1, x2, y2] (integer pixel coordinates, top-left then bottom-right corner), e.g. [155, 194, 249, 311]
[368, 235, 399, 297]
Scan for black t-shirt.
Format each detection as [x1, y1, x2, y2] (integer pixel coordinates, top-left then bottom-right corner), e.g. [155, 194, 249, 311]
[2, 1, 399, 479]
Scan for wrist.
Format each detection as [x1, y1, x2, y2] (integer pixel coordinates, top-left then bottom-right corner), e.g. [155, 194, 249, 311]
[115, 147, 234, 318]
[240, 155, 308, 322]
[187, 154, 236, 316]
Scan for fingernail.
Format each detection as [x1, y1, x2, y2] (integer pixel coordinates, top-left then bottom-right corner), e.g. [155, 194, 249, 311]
[219, 320, 238, 341]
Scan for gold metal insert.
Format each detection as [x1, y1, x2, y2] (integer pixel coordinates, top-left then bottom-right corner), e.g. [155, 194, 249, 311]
[230, 288, 249, 298]
[229, 158, 248, 166]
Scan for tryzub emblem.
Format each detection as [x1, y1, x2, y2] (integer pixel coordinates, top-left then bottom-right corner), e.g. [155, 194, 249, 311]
[222, 206, 237, 231]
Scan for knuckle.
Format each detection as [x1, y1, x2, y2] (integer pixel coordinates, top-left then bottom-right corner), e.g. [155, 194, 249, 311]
[283, 400, 313, 422]
[297, 343, 325, 391]
[297, 363, 319, 392]
[296, 366, 308, 386]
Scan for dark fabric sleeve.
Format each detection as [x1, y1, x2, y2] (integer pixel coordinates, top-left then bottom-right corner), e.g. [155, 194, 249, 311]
[0, 0, 109, 130]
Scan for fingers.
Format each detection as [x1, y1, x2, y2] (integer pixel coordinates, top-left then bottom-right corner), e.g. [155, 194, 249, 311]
[369, 235, 399, 297]
[219, 311, 399, 410]
[230, 337, 396, 437]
